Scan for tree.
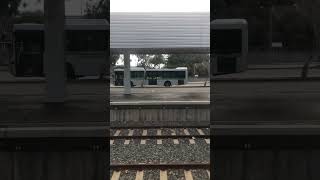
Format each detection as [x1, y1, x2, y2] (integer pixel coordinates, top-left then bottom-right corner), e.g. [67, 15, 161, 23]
[136, 54, 150, 87]
[148, 55, 165, 69]
[136, 54, 150, 69]
[85, 0, 109, 20]
[213, 0, 295, 49]
[1, 0, 21, 36]
[295, 0, 320, 79]
[0, 0, 22, 65]
[111, 54, 120, 66]
[0, 0, 21, 17]
[136, 54, 165, 69]
[166, 54, 210, 76]
[135, 54, 165, 86]
[276, 7, 313, 50]
[13, 10, 44, 24]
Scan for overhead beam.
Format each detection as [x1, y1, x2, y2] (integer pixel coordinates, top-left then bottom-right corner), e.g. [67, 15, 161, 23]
[111, 47, 210, 54]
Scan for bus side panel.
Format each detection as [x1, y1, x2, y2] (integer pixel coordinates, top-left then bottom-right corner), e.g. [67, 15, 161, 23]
[158, 79, 178, 86]
[17, 53, 43, 76]
[66, 52, 106, 76]
[8, 38, 16, 76]
[14, 31, 44, 77]
[131, 79, 144, 86]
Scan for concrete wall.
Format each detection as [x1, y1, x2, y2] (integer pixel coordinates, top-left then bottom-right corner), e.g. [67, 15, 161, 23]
[0, 139, 107, 180]
[0, 151, 107, 180]
[0, 48, 9, 65]
[213, 135, 320, 180]
[110, 102, 210, 127]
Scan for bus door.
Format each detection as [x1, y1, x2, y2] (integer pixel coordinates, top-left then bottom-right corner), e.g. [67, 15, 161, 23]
[114, 71, 124, 86]
[5, 41, 15, 75]
[146, 71, 158, 85]
[65, 30, 107, 76]
[15, 31, 43, 76]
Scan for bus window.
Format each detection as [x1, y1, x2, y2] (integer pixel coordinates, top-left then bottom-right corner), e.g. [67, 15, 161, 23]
[212, 29, 242, 54]
[162, 71, 169, 78]
[115, 71, 124, 79]
[131, 71, 144, 79]
[14, 31, 44, 76]
[147, 71, 162, 79]
[87, 31, 106, 51]
[12, 19, 108, 77]
[146, 71, 154, 79]
[66, 30, 106, 52]
[176, 71, 185, 79]
[15, 31, 43, 52]
[163, 71, 183, 79]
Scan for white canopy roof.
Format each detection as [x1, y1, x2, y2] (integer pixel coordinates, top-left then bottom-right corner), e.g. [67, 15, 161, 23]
[110, 12, 210, 54]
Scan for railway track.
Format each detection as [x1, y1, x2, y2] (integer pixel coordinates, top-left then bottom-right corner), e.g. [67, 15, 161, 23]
[110, 127, 210, 180]
[110, 127, 210, 145]
[110, 164, 210, 180]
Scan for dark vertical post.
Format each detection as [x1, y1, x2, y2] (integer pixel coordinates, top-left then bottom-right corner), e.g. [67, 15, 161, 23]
[44, 0, 66, 103]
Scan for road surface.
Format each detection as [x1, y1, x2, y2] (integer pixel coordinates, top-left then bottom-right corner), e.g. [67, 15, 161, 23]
[213, 81, 320, 124]
[111, 87, 209, 101]
[2, 80, 320, 125]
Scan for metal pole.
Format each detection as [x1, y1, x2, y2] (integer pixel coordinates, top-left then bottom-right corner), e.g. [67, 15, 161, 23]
[44, 0, 66, 102]
[268, 5, 273, 50]
[124, 53, 131, 95]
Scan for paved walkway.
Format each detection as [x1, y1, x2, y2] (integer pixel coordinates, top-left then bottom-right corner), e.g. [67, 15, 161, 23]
[0, 82, 106, 127]
[215, 63, 320, 81]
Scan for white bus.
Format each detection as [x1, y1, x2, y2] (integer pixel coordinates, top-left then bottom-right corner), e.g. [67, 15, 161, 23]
[113, 67, 188, 87]
[9, 19, 108, 79]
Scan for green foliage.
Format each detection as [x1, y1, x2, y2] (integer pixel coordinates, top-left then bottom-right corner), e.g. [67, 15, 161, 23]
[1, 0, 22, 41]
[275, 6, 313, 50]
[85, 0, 109, 20]
[136, 54, 149, 69]
[13, 11, 44, 24]
[136, 54, 165, 69]
[111, 54, 120, 66]
[166, 54, 210, 76]
[148, 55, 165, 69]
[0, 0, 21, 17]
[214, 0, 315, 50]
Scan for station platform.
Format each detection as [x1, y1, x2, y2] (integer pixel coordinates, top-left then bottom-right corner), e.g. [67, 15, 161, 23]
[214, 63, 320, 81]
[0, 82, 107, 138]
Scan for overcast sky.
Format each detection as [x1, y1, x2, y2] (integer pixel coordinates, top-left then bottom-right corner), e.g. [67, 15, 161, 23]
[110, 0, 210, 12]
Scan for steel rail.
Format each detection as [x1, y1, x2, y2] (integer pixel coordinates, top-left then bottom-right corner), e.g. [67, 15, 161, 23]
[110, 134, 210, 139]
[110, 126, 210, 129]
[110, 162, 210, 170]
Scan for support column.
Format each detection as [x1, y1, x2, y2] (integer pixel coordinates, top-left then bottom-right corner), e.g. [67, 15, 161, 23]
[44, 0, 66, 102]
[124, 53, 131, 95]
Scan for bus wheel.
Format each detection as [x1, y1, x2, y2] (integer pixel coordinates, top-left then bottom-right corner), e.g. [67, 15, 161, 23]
[164, 81, 171, 87]
[66, 63, 76, 79]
